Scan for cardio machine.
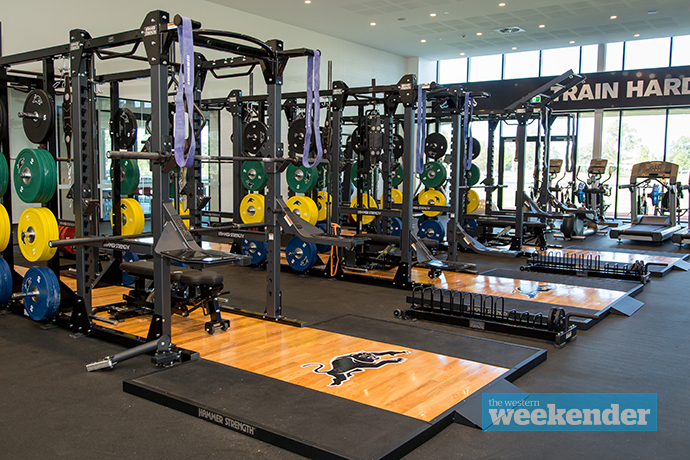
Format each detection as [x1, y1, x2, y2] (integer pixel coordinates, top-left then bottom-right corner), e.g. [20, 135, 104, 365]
[575, 159, 613, 224]
[546, 159, 598, 239]
[610, 161, 682, 243]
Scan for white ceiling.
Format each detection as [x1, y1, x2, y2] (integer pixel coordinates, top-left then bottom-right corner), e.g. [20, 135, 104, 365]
[207, 0, 690, 60]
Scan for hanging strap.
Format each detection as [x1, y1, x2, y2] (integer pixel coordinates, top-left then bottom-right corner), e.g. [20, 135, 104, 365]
[174, 16, 196, 168]
[463, 93, 474, 171]
[415, 84, 427, 174]
[303, 49, 323, 168]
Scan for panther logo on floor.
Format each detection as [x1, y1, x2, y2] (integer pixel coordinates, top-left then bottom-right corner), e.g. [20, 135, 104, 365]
[302, 350, 410, 387]
[513, 285, 554, 299]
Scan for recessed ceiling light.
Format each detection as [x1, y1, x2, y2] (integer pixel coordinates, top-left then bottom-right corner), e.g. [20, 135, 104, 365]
[512, 47, 517, 50]
[648, 10, 657, 15]
[430, 13, 437, 17]
[539, 24, 545, 28]
[634, 33, 640, 37]
[499, 2, 506, 6]
[460, 52, 465, 56]
[421, 39, 426, 43]
[569, 40, 575, 44]
[477, 32, 483, 36]
[370, 22, 376, 26]
[444, 12, 449, 15]
[610, 15, 617, 19]
[304, 0, 311, 3]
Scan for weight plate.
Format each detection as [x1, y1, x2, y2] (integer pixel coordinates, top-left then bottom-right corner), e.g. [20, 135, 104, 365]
[0, 257, 11, 306]
[350, 162, 377, 190]
[288, 118, 310, 155]
[349, 193, 378, 225]
[286, 195, 318, 225]
[18, 207, 58, 262]
[392, 134, 404, 160]
[240, 160, 267, 191]
[380, 189, 403, 208]
[418, 189, 447, 217]
[286, 163, 318, 193]
[239, 194, 265, 224]
[317, 163, 329, 190]
[111, 159, 140, 196]
[121, 252, 140, 285]
[349, 126, 368, 154]
[285, 236, 318, 272]
[391, 163, 403, 187]
[59, 225, 76, 255]
[379, 216, 402, 237]
[547, 307, 556, 331]
[22, 89, 54, 144]
[420, 161, 447, 189]
[316, 191, 331, 222]
[244, 120, 268, 156]
[111, 198, 145, 235]
[111, 108, 137, 150]
[22, 266, 60, 321]
[468, 163, 481, 187]
[425, 132, 447, 160]
[178, 202, 190, 229]
[14, 148, 57, 203]
[0, 154, 8, 196]
[315, 223, 330, 253]
[0, 204, 10, 252]
[469, 137, 481, 160]
[466, 189, 480, 214]
[241, 239, 267, 265]
[418, 218, 446, 243]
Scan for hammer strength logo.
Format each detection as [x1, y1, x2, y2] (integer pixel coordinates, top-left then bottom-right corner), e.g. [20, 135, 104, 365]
[302, 350, 410, 387]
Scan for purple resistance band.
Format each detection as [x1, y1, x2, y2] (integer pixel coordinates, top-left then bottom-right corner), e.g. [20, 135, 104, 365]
[174, 16, 196, 169]
[415, 84, 427, 174]
[302, 49, 323, 168]
[463, 92, 475, 171]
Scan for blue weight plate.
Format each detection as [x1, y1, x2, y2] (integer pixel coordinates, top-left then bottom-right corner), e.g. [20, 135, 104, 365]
[418, 219, 446, 243]
[22, 267, 60, 321]
[379, 217, 402, 237]
[241, 239, 267, 265]
[0, 258, 12, 306]
[285, 237, 318, 272]
[315, 224, 330, 253]
[122, 252, 140, 285]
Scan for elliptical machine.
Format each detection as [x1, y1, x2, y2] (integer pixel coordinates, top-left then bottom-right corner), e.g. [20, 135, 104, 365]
[574, 159, 613, 224]
[546, 158, 598, 240]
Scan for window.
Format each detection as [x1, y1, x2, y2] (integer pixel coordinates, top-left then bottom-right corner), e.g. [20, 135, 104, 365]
[503, 50, 540, 79]
[439, 58, 468, 84]
[605, 42, 624, 71]
[580, 45, 599, 73]
[671, 35, 690, 67]
[541, 46, 580, 77]
[469, 54, 502, 82]
[601, 112, 622, 216]
[624, 37, 671, 70]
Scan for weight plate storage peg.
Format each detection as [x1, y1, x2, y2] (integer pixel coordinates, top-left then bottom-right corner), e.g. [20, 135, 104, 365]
[424, 132, 447, 160]
[14, 148, 57, 203]
[420, 161, 447, 189]
[466, 189, 480, 213]
[111, 108, 137, 150]
[244, 120, 268, 155]
[316, 191, 331, 222]
[0, 154, 9, 196]
[241, 239, 267, 265]
[20, 89, 54, 144]
[418, 189, 447, 217]
[285, 237, 318, 272]
[121, 252, 140, 285]
[418, 218, 446, 243]
[286, 163, 318, 193]
[21, 266, 61, 321]
[110, 198, 145, 235]
[0, 204, 10, 252]
[111, 159, 140, 196]
[239, 194, 265, 224]
[18, 207, 59, 262]
[286, 195, 319, 225]
[349, 193, 378, 225]
[0, 257, 12, 306]
[240, 160, 267, 191]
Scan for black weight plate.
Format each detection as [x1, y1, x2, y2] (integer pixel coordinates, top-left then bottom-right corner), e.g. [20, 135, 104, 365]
[61, 97, 72, 144]
[244, 120, 268, 156]
[392, 134, 404, 160]
[350, 126, 368, 154]
[111, 108, 137, 150]
[288, 118, 309, 155]
[469, 137, 481, 160]
[22, 89, 54, 144]
[0, 98, 7, 144]
[425, 132, 447, 160]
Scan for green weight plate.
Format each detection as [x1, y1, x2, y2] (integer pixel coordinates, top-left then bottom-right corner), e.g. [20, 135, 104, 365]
[350, 162, 377, 190]
[14, 148, 55, 203]
[240, 161, 267, 191]
[468, 163, 481, 187]
[41, 149, 57, 203]
[286, 163, 318, 193]
[419, 161, 447, 189]
[317, 164, 329, 190]
[391, 163, 403, 187]
[111, 159, 140, 195]
[0, 154, 9, 196]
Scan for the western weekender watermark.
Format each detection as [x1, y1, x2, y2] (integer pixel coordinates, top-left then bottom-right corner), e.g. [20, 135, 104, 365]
[482, 393, 656, 431]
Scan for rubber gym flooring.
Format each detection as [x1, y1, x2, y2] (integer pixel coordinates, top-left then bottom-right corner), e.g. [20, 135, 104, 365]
[2, 231, 690, 459]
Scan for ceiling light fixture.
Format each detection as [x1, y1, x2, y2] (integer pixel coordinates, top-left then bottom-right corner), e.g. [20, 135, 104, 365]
[539, 24, 545, 28]
[610, 15, 617, 19]
[430, 13, 437, 17]
[512, 47, 517, 50]
[304, 0, 311, 3]
[634, 33, 640, 37]
[569, 40, 575, 44]
[460, 52, 465, 56]
[648, 10, 657, 15]
[421, 39, 426, 43]
[370, 22, 376, 26]
[477, 32, 483, 36]
[499, 3, 506, 6]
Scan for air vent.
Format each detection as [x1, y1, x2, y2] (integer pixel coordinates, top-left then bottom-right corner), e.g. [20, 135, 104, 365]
[495, 26, 525, 35]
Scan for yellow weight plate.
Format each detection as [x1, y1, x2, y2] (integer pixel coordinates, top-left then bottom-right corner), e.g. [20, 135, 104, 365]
[466, 189, 480, 213]
[418, 189, 447, 217]
[317, 191, 331, 222]
[111, 198, 145, 235]
[350, 193, 378, 225]
[0, 204, 10, 252]
[286, 195, 318, 225]
[177, 201, 190, 229]
[380, 189, 403, 209]
[239, 194, 265, 224]
[18, 207, 58, 262]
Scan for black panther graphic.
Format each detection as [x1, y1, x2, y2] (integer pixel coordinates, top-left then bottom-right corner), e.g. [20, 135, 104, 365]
[302, 350, 410, 387]
[513, 285, 554, 299]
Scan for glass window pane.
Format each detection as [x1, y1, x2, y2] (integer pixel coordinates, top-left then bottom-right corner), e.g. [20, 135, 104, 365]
[469, 54, 502, 82]
[601, 112, 621, 217]
[624, 37, 671, 70]
[605, 42, 624, 71]
[672, 35, 690, 67]
[439, 58, 467, 84]
[580, 45, 599, 73]
[541, 46, 580, 77]
[667, 108, 690, 224]
[503, 50, 540, 79]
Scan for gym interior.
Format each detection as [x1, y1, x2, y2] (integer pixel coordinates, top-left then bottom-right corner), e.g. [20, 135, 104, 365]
[1, 1, 690, 459]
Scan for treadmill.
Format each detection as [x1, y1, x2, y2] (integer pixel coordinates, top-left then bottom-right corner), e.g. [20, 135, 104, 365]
[610, 161, 682, 242]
